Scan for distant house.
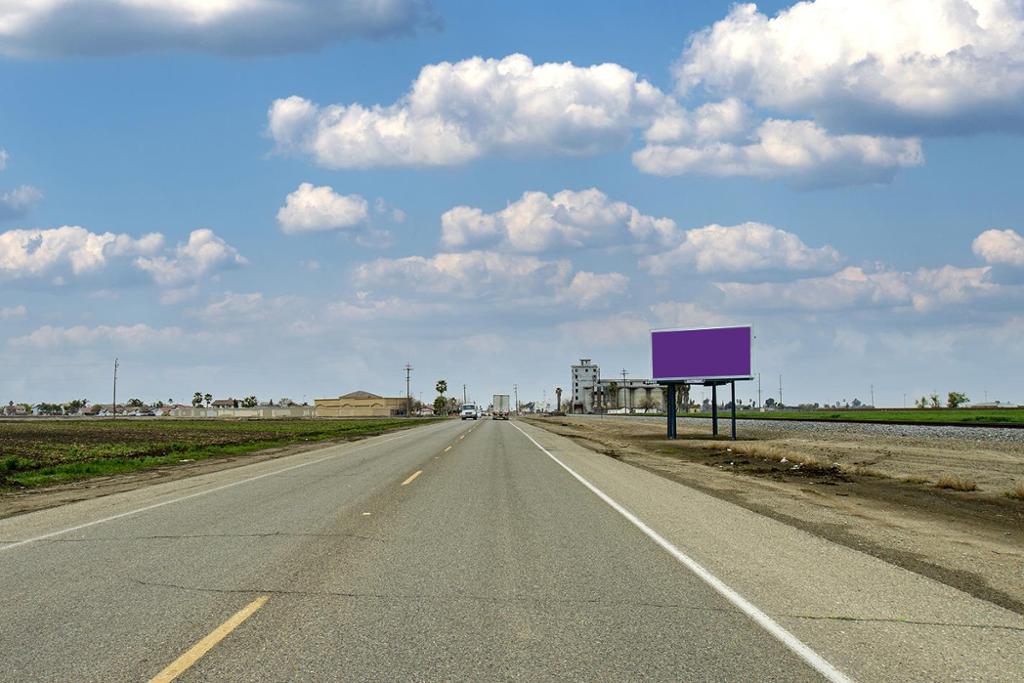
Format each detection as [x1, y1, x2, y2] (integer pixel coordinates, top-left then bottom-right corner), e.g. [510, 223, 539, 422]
[3, 402, 28, 416]
[158, 404, 188, 416]
[211, 399, 237, 409]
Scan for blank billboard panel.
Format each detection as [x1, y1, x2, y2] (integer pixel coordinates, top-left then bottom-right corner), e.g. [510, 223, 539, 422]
[651, 326, 753, 382]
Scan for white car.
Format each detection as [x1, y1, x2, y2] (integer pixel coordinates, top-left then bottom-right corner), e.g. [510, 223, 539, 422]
[460, 403, 479, 420]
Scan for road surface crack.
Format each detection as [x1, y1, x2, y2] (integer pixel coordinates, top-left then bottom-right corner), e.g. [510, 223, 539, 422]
[37, 531, 387, 543]
[127, 576, 744, 614]
[779, 612, 1024, 633]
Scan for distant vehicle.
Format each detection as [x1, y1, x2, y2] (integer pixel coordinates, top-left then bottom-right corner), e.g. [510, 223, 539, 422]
[460, 403, 479, 420]
[492, 394, 510, 420]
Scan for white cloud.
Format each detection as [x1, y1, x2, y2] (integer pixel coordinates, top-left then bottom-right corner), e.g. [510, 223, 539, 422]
[277, 183, 369, 234]
[353, 249, 627, 309]
[715, 264, 998, 313]
[8, 322, 241, 349]
[0, 185, 43, 218]
[644, 97, 753, 145]
[134, 228, 246, 288]
[676, 0, 1024, 134]
[634, 119, 923, 186]
[972, 228, 1024, 266]
[354, 250, 572, 297]
[0, 304, 26, 319]
[8, 323, 184, 349]
[269, 51, 931, 185]
[327, 297, 453, 321]
[0, 0, 436, 58]
[268, 53, 671, 168]
[441, 188, 678, 252]
[557, 313, 650, 347]
[556, 302, 730, 351]
[643, 222, 841, 275]
[648, 301, 731, 328]
[374, 197, 406, 223]
[0, 225, 162, 279]
[559, 271, 630, 308]
[0, 148, 7, 170]
[198, 291, 267, 322]
[157, 286, 199, 305]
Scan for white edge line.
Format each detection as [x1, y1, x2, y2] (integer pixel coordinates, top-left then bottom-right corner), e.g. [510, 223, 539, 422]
[1, 421, 450, 552]
[510, 421, 853, 683]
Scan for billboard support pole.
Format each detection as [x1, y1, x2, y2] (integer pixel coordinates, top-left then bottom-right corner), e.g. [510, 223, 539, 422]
[730, 380, 737, 440]
[666, 382, 677, 439]
[711, 383, 719, 436]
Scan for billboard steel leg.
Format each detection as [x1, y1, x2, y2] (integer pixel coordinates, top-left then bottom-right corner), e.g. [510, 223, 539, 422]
[666, 382, 677, 439]
[731, 380, 737, 440]
[711, 384, 719, 436]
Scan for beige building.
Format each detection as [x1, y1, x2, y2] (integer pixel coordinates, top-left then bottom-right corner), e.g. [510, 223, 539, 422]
[315, 391, 408, 417]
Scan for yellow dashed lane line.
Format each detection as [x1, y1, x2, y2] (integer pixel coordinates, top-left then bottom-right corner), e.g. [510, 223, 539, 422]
[149, 596, 268, 683]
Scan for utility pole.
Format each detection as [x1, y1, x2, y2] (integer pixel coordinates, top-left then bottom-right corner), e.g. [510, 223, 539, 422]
[513, 384, 518, 415]
[870, 384, 875, 408]
[404, 363, 413, 417]
[463, 384, 467, 403]
[621, 369, 629, 413]
[757, 373, 761, 410]
[112, 358, 119, 420]
[778, 374, 783, 408]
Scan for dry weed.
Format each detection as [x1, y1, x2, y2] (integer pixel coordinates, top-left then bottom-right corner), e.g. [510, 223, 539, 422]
[1005, 482, 1024, 500]
[849, 466, 887, 478]
[935, 474, 978, 492]
[742, 443, 831, 470]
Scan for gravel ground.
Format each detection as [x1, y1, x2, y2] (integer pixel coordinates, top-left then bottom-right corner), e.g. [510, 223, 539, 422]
[579, 414, 1024, 445]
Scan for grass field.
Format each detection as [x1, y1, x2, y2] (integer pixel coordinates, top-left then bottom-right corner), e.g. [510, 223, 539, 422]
[0, 418, 437, 488]
[683, 408, 1024, 426]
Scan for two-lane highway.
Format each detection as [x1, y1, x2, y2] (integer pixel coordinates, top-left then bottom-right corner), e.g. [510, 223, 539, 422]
[1, 418, 830, 681]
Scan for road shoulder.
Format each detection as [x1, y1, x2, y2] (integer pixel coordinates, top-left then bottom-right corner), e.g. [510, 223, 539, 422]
[513, 419, 1024, 682]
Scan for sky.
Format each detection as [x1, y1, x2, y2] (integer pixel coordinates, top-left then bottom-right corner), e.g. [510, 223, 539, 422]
[1, 0, 1023, 409]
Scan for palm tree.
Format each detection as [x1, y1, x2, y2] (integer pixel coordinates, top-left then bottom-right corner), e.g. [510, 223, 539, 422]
[434, 378, 446, 417]
[192, 392, 203, 407]
[204, 393, 213, 408]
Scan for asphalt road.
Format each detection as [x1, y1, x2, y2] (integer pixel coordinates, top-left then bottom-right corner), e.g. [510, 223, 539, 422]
[2, 418, 1022, 681]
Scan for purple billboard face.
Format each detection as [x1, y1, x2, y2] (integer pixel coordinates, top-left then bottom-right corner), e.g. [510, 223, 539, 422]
[651, 326, 752, 382]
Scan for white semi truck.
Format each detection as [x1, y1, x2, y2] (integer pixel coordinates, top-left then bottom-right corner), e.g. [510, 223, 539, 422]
[492, 394, 510, 420]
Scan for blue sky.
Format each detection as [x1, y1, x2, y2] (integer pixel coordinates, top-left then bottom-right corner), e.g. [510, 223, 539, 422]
[2, 0, 1023, 408]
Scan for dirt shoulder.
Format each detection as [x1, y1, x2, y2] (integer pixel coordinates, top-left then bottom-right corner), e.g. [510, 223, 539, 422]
[0, 435, 369, 520]
[525, 416, 1024, 615]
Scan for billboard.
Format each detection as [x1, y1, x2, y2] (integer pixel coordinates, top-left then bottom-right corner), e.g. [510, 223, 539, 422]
[651, 325, 752, 382]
